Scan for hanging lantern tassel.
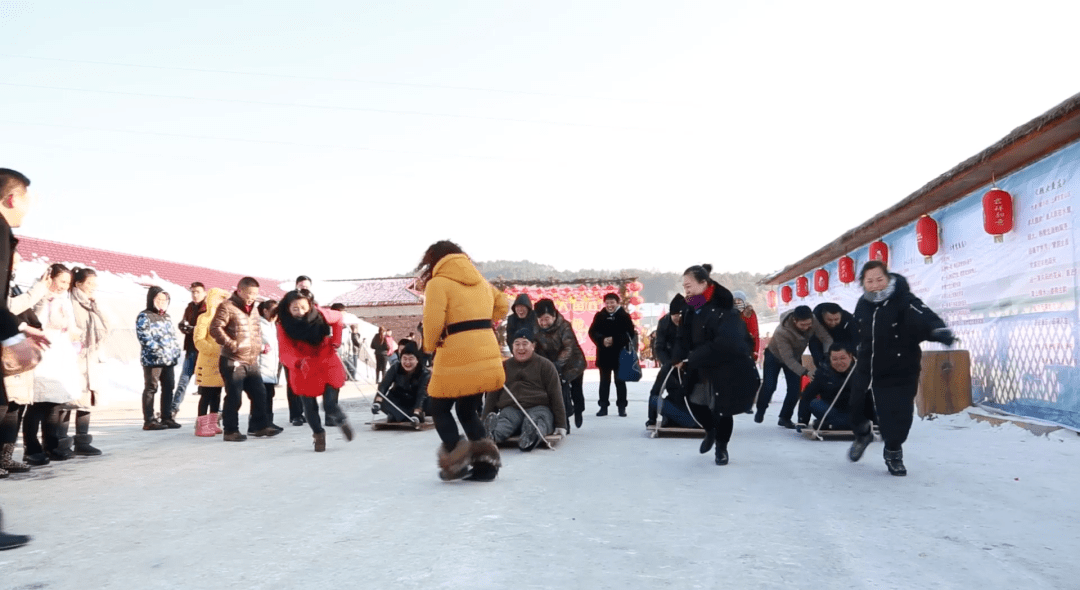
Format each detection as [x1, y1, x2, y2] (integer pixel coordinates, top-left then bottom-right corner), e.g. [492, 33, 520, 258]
[916, 215, 940, 264]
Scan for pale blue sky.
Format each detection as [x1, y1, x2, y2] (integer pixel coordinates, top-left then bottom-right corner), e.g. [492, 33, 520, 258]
[2, 0, 1077, 281]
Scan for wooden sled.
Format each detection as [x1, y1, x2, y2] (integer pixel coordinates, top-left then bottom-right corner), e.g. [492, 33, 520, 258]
[647, 424, 706, 439]
[497, 433, 564, 449]
[801, 424, 880, 441]
[365, 417, 435, 431]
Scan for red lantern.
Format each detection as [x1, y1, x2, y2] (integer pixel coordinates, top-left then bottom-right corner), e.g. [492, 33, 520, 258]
[577, 285, 587, 292]
[838, 256, 855, 285]
[795, 276, 809, 298]
[605, 285, 616, 292]
[629, 281, 643, 292]
[766, 290, 778, 309]
[630, 311, 642, 321]
[629, 295, 644, 305]
[869, 240, 889, 266]
[781, 285, 793, 303]
[916, 215, 939, 263]
[983, 188, 1013, 242]
[813, 269, 829, 293]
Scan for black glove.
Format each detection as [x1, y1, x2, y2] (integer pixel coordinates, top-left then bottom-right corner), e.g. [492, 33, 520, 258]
[931, 328, 957, 346]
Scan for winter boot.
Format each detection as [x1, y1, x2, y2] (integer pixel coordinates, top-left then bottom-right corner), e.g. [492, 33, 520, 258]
[596, 407, 608, 417]
[777, 417, 796, 429]
[884, 448, 907, 476]
[143, 420, 167, 431]
[0, 509, 31, 551]
[699, 428, 716, 454]
[211, 413, 223, 434]
[1, 444, 30, 473]
[753, 407, 765, 424]
[338, 415, 354, 442]
[195, 415, 215, 437]
[715, 444, 729, 466]
[482, 412, 501, 442]
[848, 430, 874, 462]
[618, 407, 627, 417]
[465, 439, 501, 482]
[437, 437, 473, 481]
[73, 436, 102, 456]
[313, 432, 326, 452]
[518, 421, 541, 452]
[574, 411, 583, 429]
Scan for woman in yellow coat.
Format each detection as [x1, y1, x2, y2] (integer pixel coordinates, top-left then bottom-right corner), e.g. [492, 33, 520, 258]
[193, 288, 227, 436]
[419, 240, 508, 481]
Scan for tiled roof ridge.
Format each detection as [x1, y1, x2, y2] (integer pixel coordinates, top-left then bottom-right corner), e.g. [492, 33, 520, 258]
[16, 235, 279, 282]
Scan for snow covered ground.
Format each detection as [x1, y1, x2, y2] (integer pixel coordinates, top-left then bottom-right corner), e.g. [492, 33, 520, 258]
[2, 368, 1077, 590]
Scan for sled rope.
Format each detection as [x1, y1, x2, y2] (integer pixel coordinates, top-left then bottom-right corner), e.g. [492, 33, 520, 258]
[501, 385, 557, 450]
[811, 358, 857, 440]
[375, 384, 421, 426]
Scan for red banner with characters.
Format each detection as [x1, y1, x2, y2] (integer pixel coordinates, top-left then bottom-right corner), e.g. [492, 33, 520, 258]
[501, 282, 645, 366]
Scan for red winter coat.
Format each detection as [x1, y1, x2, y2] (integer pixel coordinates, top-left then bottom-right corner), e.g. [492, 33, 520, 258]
[277, 308, 346, 397]
[740, 309, 760, 361]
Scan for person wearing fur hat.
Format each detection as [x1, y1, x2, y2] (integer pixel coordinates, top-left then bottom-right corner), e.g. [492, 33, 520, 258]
[417, 240, 506, 482]
[483, 328, 567, 451]
[533, 298, 586, 429]
[277, 289, 354, 452]
[672, 264, 760, 466]
[373, 340, 430, 424]
[730, 290, 760, 362]
[648, 294, 685, 427]
[588, 292, 635, 417]
[136, 286, 183, 431]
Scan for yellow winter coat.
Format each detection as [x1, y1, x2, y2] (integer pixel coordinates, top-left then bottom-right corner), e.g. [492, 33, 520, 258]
[194, 288, 228, 388]
[422, 254, 508, 398]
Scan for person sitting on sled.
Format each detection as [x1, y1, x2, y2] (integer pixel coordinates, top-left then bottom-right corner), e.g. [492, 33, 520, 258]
[482, 329, 567, 451]
[798, 342, 859, 431]
[373, 340, 430, 424]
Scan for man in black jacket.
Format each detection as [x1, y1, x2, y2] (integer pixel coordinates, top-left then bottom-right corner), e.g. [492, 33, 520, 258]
[588, 293, 635, 417]
[798, 343, 857, 430]
[171, 282, 206, 418]
[0, 169, 49, 551]
[647, 294, 684, 426]
[809, 302, 859, 366]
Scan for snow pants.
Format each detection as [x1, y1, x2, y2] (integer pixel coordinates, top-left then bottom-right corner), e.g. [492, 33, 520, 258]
[850, 377, 917, 451]
[490, 405, 554, 445]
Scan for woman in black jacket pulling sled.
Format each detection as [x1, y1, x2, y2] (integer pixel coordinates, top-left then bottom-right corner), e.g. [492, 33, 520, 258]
[672, 264, 759, 466]
[847, 261, 955, 476]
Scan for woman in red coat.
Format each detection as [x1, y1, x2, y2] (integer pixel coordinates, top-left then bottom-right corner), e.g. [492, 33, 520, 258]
[277, 290, 354, 452]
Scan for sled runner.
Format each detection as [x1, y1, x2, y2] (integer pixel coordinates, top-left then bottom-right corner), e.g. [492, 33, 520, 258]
[647, 424, 706, 439]
[801, 424, 880, 441]
[497, 432, 564, 449]
[366, 417, 435, 431]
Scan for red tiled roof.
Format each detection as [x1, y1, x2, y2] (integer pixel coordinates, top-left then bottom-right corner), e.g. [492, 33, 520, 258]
[330, 277, 422, 307]
[16, 236, 287, 299]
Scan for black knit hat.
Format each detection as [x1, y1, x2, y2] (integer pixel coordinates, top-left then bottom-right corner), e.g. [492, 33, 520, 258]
[669, 293, 686, 315]
[534, 298, 557, 317]
[399, 340, 421, 358]
[512, 328, 536, 343]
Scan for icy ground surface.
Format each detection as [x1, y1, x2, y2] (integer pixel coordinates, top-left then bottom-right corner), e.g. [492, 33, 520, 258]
[2, 368, 1077, 590]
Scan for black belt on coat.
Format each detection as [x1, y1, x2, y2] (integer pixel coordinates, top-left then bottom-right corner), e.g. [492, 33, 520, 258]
[444, 319, 493, 336]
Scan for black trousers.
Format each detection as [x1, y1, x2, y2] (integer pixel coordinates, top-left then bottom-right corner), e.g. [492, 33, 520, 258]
[569, 374, 584, 417]
[301, 385, 345, 435]
[0, 402, 24, 445]
[198, 386, 222, 416]
[22, 402, 59, 455]
[687, 402, 734, 446]
[283, 368, 304, 422]
[219, 358, 269, 434]
[142, 365, 176, 422]
[249, 383, 276, 429]
[851, 377, 916, 451]
[597, 366, 627, 409]
[429, 394, 485, 450]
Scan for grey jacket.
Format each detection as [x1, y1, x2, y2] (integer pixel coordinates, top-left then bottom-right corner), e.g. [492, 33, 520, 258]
[766, 311, 833, 375]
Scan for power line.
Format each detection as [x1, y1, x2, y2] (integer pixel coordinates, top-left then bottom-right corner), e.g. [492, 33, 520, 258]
[0, 119, 509, 161]
[0, 52, 696, 108]
[0, 81, 652, 131]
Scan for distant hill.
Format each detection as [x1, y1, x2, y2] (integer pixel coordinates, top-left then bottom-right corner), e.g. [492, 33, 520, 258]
[474, 260, 778, 321]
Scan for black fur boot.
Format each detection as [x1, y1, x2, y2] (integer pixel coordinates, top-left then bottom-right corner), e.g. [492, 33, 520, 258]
[714, 444, 728, 466]
[699, 429, 716, 454]
[884, 448, 907, 476]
